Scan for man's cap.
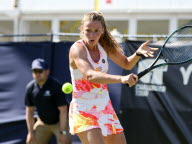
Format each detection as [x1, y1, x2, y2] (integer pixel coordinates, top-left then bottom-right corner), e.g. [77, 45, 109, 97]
[31, 58, 49, 70]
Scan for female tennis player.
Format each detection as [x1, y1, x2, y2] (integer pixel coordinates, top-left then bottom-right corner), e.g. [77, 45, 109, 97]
[69, 11, 158, 144]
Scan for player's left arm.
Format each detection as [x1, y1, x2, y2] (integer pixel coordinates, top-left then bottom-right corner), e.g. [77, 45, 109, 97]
[108, 48, 140, 70]
[108, 41, 158, 70]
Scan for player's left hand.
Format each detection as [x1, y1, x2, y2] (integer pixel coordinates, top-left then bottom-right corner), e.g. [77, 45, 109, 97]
[137, 40, 159, 57]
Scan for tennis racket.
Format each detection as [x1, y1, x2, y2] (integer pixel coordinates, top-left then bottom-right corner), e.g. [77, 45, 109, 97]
[127, 25, 192, 87]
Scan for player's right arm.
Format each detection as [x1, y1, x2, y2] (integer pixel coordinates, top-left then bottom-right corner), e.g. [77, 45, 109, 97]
[26, 106, 36, 144]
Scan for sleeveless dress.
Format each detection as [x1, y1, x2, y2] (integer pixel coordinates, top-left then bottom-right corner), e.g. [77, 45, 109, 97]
[69, 40, 123, 136]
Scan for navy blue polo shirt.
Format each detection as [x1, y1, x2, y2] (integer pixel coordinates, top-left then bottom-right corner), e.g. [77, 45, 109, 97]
[25, 76, 68, 124]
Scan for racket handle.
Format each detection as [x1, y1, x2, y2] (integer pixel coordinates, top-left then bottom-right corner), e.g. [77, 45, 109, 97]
[137, 68, 151, 79]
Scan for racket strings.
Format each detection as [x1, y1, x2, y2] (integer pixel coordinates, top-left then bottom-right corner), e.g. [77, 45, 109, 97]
[162, 27, 192, 63]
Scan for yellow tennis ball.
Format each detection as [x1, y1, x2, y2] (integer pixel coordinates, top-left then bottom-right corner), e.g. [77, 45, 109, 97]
[62, 82, 73, 94]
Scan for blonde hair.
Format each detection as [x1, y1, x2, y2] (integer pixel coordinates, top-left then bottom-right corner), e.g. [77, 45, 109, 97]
[80, 11, 122, 54]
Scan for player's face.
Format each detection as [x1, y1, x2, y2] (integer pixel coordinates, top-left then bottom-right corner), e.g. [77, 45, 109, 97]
[32, 69, 49, 83]
[82, 20, 104, 47]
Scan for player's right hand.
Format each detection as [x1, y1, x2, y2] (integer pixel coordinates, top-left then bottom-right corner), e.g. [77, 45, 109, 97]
[121, 73, 138, 87]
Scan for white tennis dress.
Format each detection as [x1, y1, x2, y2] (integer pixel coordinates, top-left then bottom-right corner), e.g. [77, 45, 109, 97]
[69, 40, 123, 136]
